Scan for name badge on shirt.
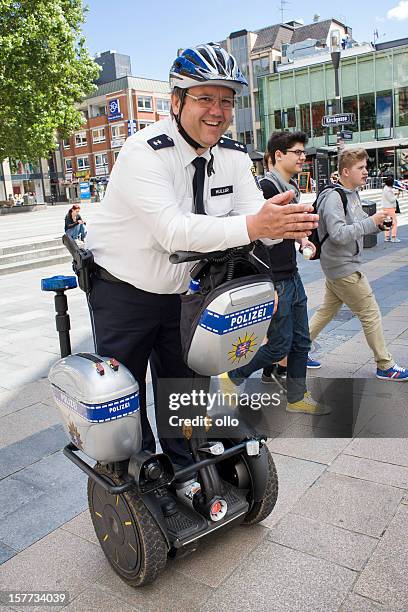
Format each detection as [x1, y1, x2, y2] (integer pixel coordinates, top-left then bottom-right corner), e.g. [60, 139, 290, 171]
[210, 185, 233, 197]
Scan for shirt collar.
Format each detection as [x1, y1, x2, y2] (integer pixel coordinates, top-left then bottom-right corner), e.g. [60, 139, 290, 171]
[168, 118, 212, 167]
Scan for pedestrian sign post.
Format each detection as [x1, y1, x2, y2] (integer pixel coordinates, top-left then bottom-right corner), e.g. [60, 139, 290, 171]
[340, 130, 353, 141]
[322, 113, 356, 127]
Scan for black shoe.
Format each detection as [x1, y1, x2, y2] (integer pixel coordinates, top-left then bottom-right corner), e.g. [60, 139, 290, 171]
[261, 364, 287, 385]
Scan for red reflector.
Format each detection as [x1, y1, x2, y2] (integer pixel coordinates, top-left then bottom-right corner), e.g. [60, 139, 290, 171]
[96, 363, 105, 376]
[108, 358, 119, 371]
[211, 501, 222, 515]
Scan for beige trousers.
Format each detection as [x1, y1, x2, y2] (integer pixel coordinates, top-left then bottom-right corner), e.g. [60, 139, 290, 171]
[309, 271, 393, 370]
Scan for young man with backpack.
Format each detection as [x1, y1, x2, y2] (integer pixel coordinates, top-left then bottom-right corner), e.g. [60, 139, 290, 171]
[223, 131, 330, 415]
[309, 148, 408, 381]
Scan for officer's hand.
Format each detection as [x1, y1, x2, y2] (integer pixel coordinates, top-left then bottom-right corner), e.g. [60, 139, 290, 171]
[247, 191, 319, 240]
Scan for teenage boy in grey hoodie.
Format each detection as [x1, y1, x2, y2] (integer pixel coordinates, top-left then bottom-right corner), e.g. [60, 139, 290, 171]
[309, 148, 408, 381]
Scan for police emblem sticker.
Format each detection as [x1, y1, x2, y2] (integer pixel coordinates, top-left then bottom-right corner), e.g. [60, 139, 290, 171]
[147, 134, 175, 150]
[68, 421, 83, 449]
[228, 332, 258, 364]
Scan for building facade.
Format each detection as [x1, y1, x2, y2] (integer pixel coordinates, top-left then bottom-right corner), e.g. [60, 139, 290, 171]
[219, 19, 350, 154]
[61, 75, 171, 200]
[0, 152, 65, 203]
[258, 38, 408, 181]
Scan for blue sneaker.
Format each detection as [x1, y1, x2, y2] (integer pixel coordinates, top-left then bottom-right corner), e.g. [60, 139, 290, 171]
[307, 357, 321, 369]
[376, 364, 408, 381]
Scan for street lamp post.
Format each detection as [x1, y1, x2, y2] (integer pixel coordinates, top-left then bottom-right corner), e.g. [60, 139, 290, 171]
[330, 30, 343, 154]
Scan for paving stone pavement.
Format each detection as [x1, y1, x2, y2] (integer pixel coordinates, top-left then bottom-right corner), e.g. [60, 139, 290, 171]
[0, 218, 408, 610]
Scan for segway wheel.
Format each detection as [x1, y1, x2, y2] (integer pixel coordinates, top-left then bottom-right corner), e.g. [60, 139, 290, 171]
[88, 464, 168, 587]
[242, 446, 278, 525]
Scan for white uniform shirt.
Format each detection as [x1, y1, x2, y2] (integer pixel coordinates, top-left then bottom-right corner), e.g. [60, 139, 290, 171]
[87, 117, 266, 294]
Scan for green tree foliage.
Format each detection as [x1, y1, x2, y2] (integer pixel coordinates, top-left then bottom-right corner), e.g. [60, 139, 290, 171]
[0, 0, 100, 161]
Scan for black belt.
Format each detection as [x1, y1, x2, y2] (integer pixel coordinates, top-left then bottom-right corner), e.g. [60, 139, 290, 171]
[94, 263, 127, 284]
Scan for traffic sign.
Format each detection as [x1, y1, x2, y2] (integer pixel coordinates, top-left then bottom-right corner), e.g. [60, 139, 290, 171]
[322, 113, 356, 127]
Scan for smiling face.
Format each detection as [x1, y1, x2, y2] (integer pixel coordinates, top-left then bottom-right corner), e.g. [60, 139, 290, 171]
[171, 85, 234, 151]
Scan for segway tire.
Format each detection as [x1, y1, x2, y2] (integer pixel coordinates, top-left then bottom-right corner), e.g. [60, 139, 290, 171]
[88, 464, 168, 587]
[242, 446, 278, 525]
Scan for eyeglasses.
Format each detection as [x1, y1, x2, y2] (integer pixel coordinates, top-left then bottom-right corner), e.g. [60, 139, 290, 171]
[185, 93, 235, 110]
[285, 149, 306, 158]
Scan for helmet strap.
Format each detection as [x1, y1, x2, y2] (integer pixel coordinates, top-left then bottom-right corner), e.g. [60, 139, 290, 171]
[174, 88, 216, 175]
[174, 88, 207, 151]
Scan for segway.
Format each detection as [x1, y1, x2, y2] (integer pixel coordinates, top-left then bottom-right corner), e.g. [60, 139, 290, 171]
[42, 235, 279, 587]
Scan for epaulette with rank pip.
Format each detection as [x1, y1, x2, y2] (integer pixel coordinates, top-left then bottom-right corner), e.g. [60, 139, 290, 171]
[147, 134, 175, 150]
[218, 137, 247, 153]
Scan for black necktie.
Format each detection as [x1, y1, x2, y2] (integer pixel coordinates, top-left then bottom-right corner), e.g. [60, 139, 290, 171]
[192, 157, 207, 215]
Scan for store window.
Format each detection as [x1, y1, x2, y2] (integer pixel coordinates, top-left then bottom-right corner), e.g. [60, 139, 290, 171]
[396, 86, 408, 127]
[156, 99, 170, 113]
[92, 128, 106, 143]
[397, 148, 408, 180]
[75, 132, 87, 147]
[359, 93, 375, 131]
[286, 108, 296, 129]
[138, 96, 153, 111]
[342, 97, 358, 132]
[299, 103, 311, 137]
[376, 91, 393, 140]
[378, 147, 395, 176]
[77, 156, 89, 169]
[311, 101, 325, 137]
[274, 110, 283, 130]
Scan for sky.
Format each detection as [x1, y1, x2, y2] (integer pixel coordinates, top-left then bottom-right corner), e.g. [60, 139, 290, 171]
[81, 0, 408, 82]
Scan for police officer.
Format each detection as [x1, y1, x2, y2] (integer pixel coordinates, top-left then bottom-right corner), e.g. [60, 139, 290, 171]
[87, 43, 318, 466]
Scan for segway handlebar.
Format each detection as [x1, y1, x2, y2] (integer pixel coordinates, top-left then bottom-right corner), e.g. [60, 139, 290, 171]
[169, 243, 255, 265]
[169, 249, 226, 264]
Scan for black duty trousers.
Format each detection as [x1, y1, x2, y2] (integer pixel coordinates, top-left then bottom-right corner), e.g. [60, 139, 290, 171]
[89, 276, 194, 466]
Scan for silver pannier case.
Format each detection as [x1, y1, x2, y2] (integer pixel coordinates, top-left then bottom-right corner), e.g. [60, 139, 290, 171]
[48, 353, 141, 463]
[184, 276, 275, 377]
